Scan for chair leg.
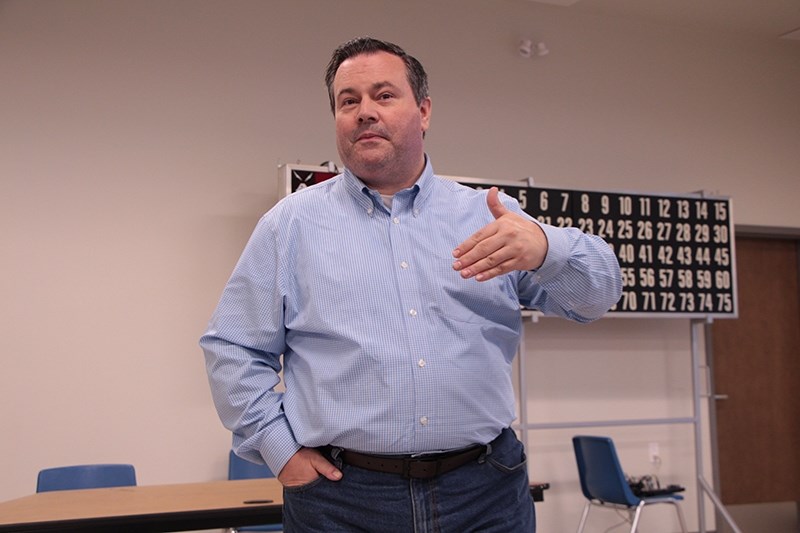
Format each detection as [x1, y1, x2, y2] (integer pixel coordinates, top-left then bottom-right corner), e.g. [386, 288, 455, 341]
[672, 501, 688, 533]
[576, 501, 591, 533]
[629, 501, 646, 533]
[627, 500, 687, 533]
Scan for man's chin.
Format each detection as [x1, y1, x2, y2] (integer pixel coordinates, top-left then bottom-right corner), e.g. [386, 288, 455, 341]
[346, 153, 392, 175]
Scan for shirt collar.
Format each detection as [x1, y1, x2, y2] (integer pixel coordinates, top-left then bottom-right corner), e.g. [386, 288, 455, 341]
[341, 155, 436, 215]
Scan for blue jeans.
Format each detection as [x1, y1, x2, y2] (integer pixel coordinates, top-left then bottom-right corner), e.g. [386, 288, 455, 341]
[283, 428, 536, 532]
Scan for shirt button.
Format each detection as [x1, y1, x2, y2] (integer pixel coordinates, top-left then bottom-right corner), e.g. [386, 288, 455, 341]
[393, 217, 400, 224]
[367, 207, 374, 216]
[420, 416, 429, 426]
[400, 261, 409, 269]
[417, 358, 426, 368]
[413, 209, 420, 217]
[409, 309, 417, 317]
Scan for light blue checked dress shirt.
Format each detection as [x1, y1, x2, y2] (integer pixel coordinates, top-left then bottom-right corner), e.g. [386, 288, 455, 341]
[201, 158, 621, 476]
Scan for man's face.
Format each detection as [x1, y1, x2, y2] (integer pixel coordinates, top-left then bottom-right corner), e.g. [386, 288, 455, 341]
[332, 51, 431, 194]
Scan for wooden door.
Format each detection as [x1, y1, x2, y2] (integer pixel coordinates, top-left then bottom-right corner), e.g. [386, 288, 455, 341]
[711, 237, 800, 504]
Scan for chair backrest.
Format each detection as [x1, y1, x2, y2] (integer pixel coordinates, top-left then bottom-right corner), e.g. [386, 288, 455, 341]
[227, 451, 281, 532]
[572, 436, 640, 507]
[37, 464, 137, 493]
[228, 450, 276, 481]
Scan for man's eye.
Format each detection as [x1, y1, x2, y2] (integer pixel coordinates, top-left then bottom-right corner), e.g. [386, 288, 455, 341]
[378, 93, 394, 100]
[340, 98, 357, 107]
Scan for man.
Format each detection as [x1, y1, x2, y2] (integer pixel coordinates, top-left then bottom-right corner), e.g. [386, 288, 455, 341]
[202, 37, 622, 532]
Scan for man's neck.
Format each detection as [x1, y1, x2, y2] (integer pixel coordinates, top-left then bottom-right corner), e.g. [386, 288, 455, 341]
[357, 157, 426, 196]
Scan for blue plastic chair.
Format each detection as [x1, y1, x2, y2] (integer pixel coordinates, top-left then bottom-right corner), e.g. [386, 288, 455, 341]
[227, 451, 282, 532]
[572, 436, 687, 533]
[36, 464, 137, 493]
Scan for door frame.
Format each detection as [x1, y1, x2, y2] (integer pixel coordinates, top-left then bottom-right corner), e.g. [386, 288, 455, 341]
[706, 224, 800, 524]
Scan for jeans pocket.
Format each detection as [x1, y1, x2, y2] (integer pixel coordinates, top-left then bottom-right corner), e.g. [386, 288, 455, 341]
[283, 475, 324, 494]
[486, 439, 528, 475]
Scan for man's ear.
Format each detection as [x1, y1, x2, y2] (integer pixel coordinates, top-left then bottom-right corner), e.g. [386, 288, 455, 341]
[420, 97, 432, 134]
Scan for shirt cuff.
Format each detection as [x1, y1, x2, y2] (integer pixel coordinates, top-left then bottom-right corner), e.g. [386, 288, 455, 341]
[531, 222, 571, 283]
[259, 416, 302, 477]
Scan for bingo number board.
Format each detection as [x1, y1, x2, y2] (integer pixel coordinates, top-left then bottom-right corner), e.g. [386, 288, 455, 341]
[279, 164, 738, 318]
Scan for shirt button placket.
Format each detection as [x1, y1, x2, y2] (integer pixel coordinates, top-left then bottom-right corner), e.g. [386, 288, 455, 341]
[392, 201, 429, 436]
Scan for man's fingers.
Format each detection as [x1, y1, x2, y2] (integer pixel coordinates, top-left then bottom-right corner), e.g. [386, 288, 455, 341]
[453, 222, 498, 259]
[473, 259, 515, 282]
[278, 448, 342, 487]
[453, 230, 502, 270]
[452, 189, 508, 260]
[313, 454, 343, 481]
[456, 240, 520, 281]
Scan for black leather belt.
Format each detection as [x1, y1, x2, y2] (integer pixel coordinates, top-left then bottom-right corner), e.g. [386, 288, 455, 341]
[320, 444, 487, 479]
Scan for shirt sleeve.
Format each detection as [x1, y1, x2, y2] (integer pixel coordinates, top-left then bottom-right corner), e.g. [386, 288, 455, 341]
[200, 215, 301, 476]
[518, 220, 623, 322]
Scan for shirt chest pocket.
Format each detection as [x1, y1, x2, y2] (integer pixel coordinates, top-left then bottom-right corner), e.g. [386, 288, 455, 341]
[427, 262, 519, 324]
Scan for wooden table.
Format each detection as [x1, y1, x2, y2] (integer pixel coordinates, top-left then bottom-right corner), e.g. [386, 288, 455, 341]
[0, 477, 550, 532]
[0, 478, 283, 533]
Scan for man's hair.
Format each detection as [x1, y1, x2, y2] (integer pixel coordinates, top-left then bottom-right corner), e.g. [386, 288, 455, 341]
[325, 37, 429, 114]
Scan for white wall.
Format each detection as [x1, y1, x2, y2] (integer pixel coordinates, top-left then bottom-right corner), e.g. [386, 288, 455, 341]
[519, 316, 711, 531]
[1, 0, 798, 531]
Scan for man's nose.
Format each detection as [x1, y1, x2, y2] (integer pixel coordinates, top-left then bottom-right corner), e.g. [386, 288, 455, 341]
[357, 98, 378, 123]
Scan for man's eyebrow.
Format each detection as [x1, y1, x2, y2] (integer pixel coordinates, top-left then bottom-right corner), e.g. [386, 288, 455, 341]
[370, 81, 400, 92]
[336, 81, 401, 100]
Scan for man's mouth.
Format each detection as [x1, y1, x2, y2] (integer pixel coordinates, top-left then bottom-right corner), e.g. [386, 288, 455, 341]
[355, 130, 387, 142]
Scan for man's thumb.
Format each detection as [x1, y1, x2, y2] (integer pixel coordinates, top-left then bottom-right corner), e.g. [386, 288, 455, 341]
[314, 454, 343, 481]
[487, 187, 508, 219]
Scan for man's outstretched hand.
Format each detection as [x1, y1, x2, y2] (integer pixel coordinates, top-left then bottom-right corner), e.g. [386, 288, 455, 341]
[452, 187, 548, 282]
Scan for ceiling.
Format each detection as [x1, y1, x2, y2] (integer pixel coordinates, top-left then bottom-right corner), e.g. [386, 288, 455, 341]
[529, 0, 800, 42]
